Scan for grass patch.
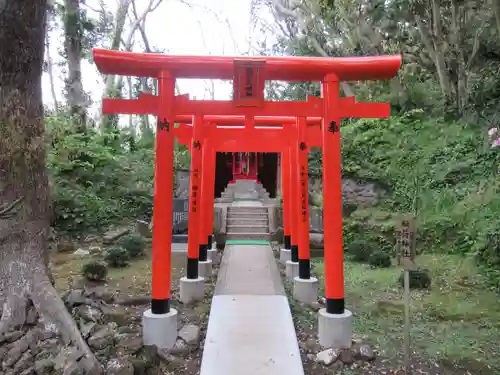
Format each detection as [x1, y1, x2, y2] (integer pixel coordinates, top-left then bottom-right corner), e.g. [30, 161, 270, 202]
[313, 254, 500, 371]
[51, 248, 187, 298]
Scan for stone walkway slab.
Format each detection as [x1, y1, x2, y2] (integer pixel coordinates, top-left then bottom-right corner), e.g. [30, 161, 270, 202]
[199, 295, 304, 375]
[214, 245, 284, 296]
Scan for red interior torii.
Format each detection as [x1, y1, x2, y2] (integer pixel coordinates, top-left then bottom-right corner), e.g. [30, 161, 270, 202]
[92, 48, 402, 340]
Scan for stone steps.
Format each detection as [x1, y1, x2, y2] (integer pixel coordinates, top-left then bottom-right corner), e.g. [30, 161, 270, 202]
[227, 218, 268, 226]
[226, 232, 270, 241]
[228, 207, 268, 214]
[227, 225, 269, 234]
[227, 214, 268, 221]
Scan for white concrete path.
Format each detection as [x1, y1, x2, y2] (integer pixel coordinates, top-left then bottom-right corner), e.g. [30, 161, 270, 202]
[200, 240, 304, 375]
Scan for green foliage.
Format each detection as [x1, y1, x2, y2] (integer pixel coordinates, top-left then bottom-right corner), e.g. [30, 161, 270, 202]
[334, 111, 500, 286]
[117, 233, 146, 258]
[46, 116, 155, 234]
[104, 246, 130, 268]
[81, 261, 108, 281]
[398, 269, 432, 290]
[347, 239, 375, 262]
[368, 251, 392, 268]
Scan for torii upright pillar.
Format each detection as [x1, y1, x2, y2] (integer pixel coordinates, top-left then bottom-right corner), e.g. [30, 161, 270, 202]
[279, 147, 292, 262]
[292, 116, 318, 304]
[179, 115, 206, 304]
[318, 74, 350, 349]
[142, 71, 178, 350]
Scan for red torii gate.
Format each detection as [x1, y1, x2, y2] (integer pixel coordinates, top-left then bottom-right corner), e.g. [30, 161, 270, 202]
[93, 48, 401, 349]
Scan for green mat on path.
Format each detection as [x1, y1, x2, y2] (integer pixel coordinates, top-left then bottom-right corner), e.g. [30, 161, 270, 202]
[225, 240, 270, 246]
[232, 198, 258, 202]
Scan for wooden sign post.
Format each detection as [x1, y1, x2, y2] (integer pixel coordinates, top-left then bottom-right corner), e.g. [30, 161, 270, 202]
[398, 216, 416, 375]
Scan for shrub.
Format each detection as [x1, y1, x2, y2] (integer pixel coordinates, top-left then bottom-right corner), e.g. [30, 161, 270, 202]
[368, 251, 392, 268]
[398, 269, 432, 290]
[104, 246, 130, 268]
[81, 261, 108, 281]
[118, 233, 146, 258]
[347, 240, 375, 262]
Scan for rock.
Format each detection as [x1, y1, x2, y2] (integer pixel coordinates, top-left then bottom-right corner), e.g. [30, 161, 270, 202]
[57, 240, 75, 252]
[2, 330, 23, 343]
[53, 347, 81, 371]
[88, 326, 115, 350]
[316, 348, 340, 366]
[83, 234, 100, 243]
[117, 326, 139, 335]
[65, 289, 86, 308]
[157, 349, 185, 367]
[88, 246, 102, 254]
[36, 339, 59, 355]
[330, 361, 344, 372]
[309, 302, 321, 312]
[73, 248, 90, 256]
[62, 361, 83, 375]
[105, 358, 134, 375]
[0, 345, 9, 362]
[353, 344, 375, 361]
[135, 220, 151, 237]
[103, 227, 130, 245]
[130, 358, 148, 375]
[19, 368, 35, 375]
[136, 345, 159, 368]
[339, 349, 354, 365]
[352, 333, 365, 344]
[35, 358, 55, 374]
[310, 233, 324, 249]
[74, 305, 102, 322]
[79, 321, 97, 339]
[116, 334, 143, 355]
[101, 305, 129, 326]
[116, 296, 150, 306]
[84, 285, 115, 304]
[13, 350, 35, 373]
[4, 333, 33, 367]
[178, 324, 200, 346]
[94, 347, 113, 363]
[169, 338, 189, 355]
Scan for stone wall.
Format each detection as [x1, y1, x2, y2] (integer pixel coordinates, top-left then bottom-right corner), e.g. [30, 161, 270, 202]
[174, 169, 190, 198]
[309, 207, 323, 233]
[341, 178, 385, 207]
[213, 205, 227, 249]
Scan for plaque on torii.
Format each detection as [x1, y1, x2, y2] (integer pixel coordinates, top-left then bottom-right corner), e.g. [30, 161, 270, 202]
[232, 60, 266, 107]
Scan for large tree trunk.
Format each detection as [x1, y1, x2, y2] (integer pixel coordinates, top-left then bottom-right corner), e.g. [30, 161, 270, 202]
[0, 1, 101, 373]
[64, 0, 87, 131]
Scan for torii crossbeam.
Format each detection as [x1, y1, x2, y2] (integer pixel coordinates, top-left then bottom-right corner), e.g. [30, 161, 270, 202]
[93, 47, 401, 350]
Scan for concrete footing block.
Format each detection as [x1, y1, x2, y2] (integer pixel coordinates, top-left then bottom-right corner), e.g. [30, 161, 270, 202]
[318, 308, 353, 349]
[285, 260, 299, 279]
[207, 249, 219, 265]
[179, 277, 204, 304]
[293, 276, 319, 304]
[279, 248, 291, 263]
[142, 308, 178, 349]
[199, 260, 213, 278]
